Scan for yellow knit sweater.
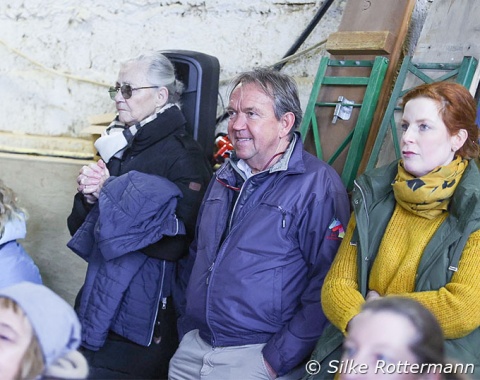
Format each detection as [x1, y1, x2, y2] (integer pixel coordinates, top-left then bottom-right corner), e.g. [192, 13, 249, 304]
[321, 204, 480, 339]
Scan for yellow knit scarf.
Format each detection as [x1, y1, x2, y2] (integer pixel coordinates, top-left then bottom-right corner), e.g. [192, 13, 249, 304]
[392, 156, 468, 219]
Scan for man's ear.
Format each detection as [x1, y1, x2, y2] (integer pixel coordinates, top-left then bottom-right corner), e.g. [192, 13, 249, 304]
[279, 112, 295, 138]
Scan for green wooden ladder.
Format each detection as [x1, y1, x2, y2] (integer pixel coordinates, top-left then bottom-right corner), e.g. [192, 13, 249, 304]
[300, 56, 389, 191]
[365, 55, 478, 171]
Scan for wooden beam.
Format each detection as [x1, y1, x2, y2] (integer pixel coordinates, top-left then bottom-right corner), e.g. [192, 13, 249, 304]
[87, 113, 116, 126]
[0, 132, 94, 159]
[327, 31, 395, 55]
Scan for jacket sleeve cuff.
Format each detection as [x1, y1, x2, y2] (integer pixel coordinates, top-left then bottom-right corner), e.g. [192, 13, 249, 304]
[262, 340, 284, 376]
[262, 327, 318, 377]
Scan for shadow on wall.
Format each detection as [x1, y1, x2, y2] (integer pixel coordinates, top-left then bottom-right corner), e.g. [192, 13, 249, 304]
[0, 153, 89, 306]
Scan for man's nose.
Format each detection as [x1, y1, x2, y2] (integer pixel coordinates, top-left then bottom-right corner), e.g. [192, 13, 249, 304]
[230, 113, 246, 130]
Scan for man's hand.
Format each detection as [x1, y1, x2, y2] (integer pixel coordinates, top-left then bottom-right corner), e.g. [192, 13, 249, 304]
[263, 357, 277, 379]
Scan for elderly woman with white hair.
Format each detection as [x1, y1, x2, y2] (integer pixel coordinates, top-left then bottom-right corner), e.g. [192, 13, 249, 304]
[66, 51, 213, 379]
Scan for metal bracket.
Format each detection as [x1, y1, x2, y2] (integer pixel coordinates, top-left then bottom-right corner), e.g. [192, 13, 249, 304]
[332, 96, 355, 123]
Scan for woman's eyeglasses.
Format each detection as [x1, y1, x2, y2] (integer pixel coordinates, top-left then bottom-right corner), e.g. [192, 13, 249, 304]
[108, 84, 159, 100]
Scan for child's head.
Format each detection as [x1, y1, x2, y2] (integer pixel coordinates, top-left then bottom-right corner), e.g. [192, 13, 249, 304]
[341, 297, 445, 380]
[0, 297, 43, 380]
[0, 179, 27, 234]
[0, 282, 81, 380]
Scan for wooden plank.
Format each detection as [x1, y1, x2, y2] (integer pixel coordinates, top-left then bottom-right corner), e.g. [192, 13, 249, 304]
[82, 125, 107, 135]
[327, 31, 395, 55]
[413, 0, 480, 95]
[303, 0, 416, 182]
[87, 112, 116, 125]
[415, 1, 480, 62]
[0, 131, 94, 159]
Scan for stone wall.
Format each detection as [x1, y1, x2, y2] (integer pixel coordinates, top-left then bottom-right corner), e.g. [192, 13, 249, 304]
[1, 0, 429, 147]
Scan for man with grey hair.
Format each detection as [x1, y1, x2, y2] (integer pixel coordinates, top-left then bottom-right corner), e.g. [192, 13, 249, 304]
[169, 68, 350, 379]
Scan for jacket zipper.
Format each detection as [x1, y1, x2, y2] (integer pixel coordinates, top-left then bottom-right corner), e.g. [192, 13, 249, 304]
[353, 179, 369, 225]
[353, 180, 371, 265]
[205, 261, 215, 285]
[205, 170, 287, 347]
[148, 260, 166, 346]
[278, 206, 286, 228]
[205, 175, 250, 348]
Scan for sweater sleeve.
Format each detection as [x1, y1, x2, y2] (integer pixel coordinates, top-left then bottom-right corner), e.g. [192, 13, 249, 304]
[397, 229, 480, 339]
[321, 214, 365, 333]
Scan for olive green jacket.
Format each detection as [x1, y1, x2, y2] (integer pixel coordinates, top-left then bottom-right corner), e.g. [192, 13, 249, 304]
[304, 159, 480, 379]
